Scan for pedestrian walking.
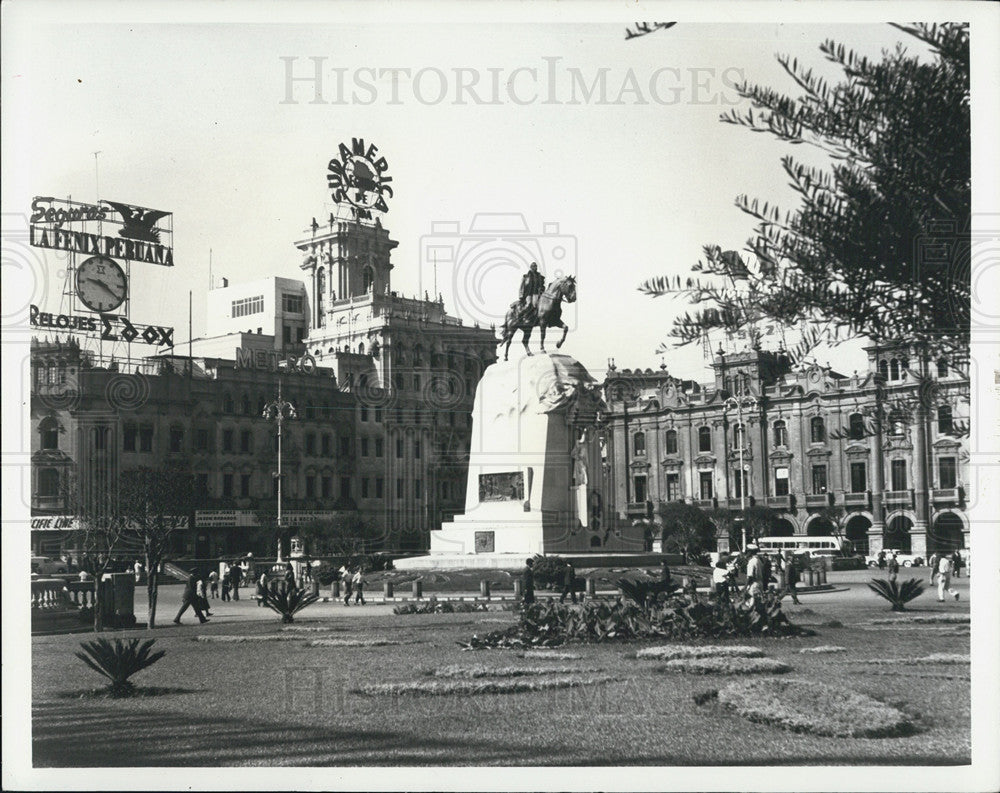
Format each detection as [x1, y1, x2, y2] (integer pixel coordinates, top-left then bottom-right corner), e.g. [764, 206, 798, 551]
[712, 557, 732, 597]
[304, 560, 313, 584]
[257, 571, 269, 606]
[928, 552, 940, 584]
[521, 558, 536, 605]
[936, 555, 960, 602]
[284, 562, 297, 594]
[196, 576, 212, 616]
[877, 549, 886, 570]
[559, 561, 577, 604]
[229, 562, 242, 601]
[744, 545, 765, 609]
[887, 552, 900, 585]
[173, 574, 209, 625]
[780, 552, 801, 604]
[951, 550, 962, 578]
[340, 565, 353, 601]
[208, 569, 219, 598]
[352, 568, 365, 605]
[221, 574, 231, 602]
[133, 559, 143, 584]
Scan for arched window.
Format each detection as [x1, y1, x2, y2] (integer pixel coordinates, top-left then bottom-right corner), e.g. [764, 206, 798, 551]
[664, 429, 678, 455]
[358, 342, 365, 355]
[39, 417, 59, 450]
[900, 358, 909, 378]
[773, 420, 787, 447]
[241, 393, 251, 415]
[362, 266, 374, 293]
[698, 426, 712, 453]
[937, 358, 949, 378]
[633, 431, 646, 456]
[733, 423, 746, 449]
[878, 359, 889, 380]
[848, 413, 865, 441]
[890, 359, 900, 381]
[810, 416, 826, 443]
[38, 468, 60, 497]
[937, 405, 953, 434]
[223, 393, 234, 414]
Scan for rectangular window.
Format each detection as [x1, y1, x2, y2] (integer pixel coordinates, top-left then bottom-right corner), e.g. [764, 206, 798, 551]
[376, 477, 384, 499]
[340, 477, 351, 500]
[375, 438, 384, 457]
[282, 293, 304, 314]
[123, 424, 137, 452]
[240, 430, 252, 454]
[698, 427, 712, 453]
[339, 436, 351, 457]
[231, 295, 264, 318]
[222, 473, 233, 498]
[396, 478, 404, 499]
[195, 473, 209, 499]
[414, 440, 421, 459]
[283, 325, 292, 345]
[666, 473, 680, 502]
[305, 434, 316, 456]
[699, 471, 714, 500]
[296, 326, 304, 344]
[633, 475, 647, 503]
[169, 428, 183, 453]
[361, 437, 369, 457]
[774, 467, 789, 496]
[195, 428, 210, 451]
[305, 476, 315, 498]
[939, 457, 957, 489]
[733, 469, 749, 498]
[139, 425, 153, 453]
[891, 459, 907, 491]
[361, 405, 369, 422]
[321, 476, 332, 498]
[396, 438, 403, 458]
[374, 408, 382, 423]
[811, 465, 828, 494]
[240, 474, 250, 498]
[415, 479, 423, 500]
[222, 429, 234, 453]
[850, 462, 867, 493]
[321, 434, 332, 456]
[361, 478, 370, 499]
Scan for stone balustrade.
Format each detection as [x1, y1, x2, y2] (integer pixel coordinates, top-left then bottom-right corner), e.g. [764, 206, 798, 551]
[30, 578, 72, 611]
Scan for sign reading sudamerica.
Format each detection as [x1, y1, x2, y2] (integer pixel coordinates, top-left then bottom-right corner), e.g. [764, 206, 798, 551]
[30, 196, 174, 266]
[327, 138, 392, 218]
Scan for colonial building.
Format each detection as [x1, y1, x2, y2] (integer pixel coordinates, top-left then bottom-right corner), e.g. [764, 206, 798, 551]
[601, 342, 969, 556]
[30, 214, 497, 558]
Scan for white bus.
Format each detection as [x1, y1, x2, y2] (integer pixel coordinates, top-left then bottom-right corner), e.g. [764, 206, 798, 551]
[756, 536, 853, 555]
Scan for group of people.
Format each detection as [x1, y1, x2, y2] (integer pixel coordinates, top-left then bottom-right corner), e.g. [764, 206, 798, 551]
[340, 565, 366, 605]
[713, 545, 802, 607]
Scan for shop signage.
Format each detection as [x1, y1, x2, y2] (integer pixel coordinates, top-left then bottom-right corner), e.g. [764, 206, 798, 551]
[29, 305, 174, 346]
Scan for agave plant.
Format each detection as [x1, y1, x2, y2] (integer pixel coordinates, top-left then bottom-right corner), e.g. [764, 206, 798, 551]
[260, 586, 320, 623]
[74, 638, 166, 697]
[868, 577, 926, 611]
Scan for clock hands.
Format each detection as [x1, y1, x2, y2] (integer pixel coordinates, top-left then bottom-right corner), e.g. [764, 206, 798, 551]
[82, 276, 123, 300]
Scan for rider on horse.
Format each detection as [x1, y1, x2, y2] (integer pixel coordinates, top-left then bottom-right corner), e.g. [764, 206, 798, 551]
[516, 263, 545, 323]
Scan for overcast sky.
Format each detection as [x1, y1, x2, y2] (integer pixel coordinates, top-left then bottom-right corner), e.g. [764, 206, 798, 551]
[0, 8, 981, 386]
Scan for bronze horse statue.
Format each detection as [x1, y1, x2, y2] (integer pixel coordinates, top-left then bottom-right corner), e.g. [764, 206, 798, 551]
[499, 275, 577, 361]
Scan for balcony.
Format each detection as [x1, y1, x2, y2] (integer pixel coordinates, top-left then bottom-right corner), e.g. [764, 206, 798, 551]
[32, 495, 65, 511]
[626, 502, 650, 517]
[931, 488, 961, 505]
[692, 498, 717, 510]
[766, 495, 791, 510]
[885, 489, 914, 507]
[843, 491, 871, 508]
[805, 493, 832, 508]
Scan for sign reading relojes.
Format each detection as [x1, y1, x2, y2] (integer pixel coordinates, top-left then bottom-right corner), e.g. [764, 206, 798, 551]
[29, 196, 173, 266]
[29, 305, 174, 346]
[478, 472, 524, 503]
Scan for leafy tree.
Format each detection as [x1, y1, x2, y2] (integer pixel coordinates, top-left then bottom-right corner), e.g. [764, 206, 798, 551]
[640, 24, 970, 365]
[294, 513, 382, 558]
[742, 505, 782, 544]
[657, 502, 715, 562]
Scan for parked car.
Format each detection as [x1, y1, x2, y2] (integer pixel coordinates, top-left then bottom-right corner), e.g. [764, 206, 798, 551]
[31, 555, 68, 575]
[865, 549, 924, 568]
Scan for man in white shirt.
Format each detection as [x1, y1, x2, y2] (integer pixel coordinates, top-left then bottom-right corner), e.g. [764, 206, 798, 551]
[744, 545, 765, 608]
[936, 555, 960, 602]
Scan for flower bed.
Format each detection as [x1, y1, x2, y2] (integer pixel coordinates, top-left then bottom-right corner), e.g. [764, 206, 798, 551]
[798, 646, 847, 654]
[716, 678, 915, 737]
[429, 664, 598, 679]
[658, 656, 791, 675]
[636, 644, 764, 661]
[354, 674, 613, 697]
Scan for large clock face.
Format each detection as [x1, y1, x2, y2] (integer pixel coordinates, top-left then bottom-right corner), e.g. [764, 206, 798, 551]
[76, 255, 127, 313]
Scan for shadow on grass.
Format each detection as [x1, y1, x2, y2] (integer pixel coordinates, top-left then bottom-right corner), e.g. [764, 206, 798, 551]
[32, 701, 547, 767]
[55, 686, 202, 700]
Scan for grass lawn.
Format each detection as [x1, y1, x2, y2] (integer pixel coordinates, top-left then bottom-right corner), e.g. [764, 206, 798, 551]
[31, 577, 971, 766]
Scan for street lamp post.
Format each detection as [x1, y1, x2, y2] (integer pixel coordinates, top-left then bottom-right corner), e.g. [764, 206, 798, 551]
[724, 394, 759, 551]
[263, 380, 296, 562]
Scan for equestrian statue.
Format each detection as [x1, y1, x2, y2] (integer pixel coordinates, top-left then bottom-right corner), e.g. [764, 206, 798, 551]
[499, 262, 577, 361]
